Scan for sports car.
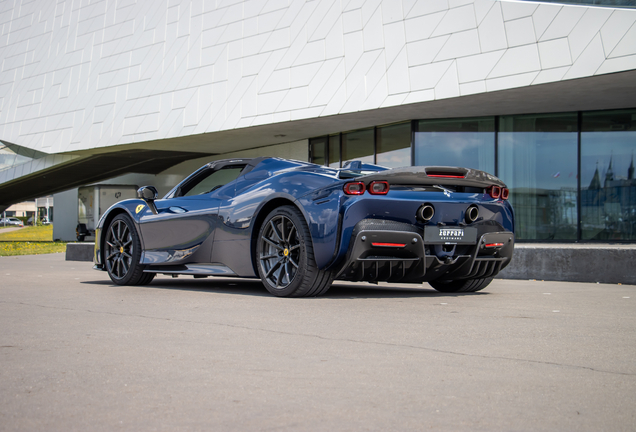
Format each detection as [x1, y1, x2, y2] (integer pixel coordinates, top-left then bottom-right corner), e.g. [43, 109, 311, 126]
[93, 157, 514, 296]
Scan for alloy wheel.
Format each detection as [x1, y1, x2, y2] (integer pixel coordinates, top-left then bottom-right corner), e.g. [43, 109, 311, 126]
[105, 219, 134, 280]
[259, 215, 301, 289]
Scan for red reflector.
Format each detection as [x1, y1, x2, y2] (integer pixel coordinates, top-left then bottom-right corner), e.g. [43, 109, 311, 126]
[485, 243, 504, 248]
[368, 181, 389, 195]
[489, 185, 501, 199]
[501, 188, 509, 200]
[372, 242, 406, 248]
[427, 174, 465, 179]
[344, 182, 365, 195]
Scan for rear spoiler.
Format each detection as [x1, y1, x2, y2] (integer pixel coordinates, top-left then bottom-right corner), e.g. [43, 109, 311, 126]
[358, 166, 506, 189]
[337, 160, 388, 179]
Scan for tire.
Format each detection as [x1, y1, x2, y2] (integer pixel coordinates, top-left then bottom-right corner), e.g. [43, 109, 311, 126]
[77, 235, 85, 242]
[256, 206, 333, 297]
[104, 213, 152, 286]
[429, 277, 494, 293]
[137, 271, 156, 286]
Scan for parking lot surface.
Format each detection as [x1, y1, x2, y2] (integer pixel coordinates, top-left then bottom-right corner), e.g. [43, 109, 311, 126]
[1, 253, 634, 431]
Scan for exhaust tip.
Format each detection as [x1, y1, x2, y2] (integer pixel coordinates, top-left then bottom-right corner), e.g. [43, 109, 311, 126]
[465, 205, 479, 224]
[417, 204, 435, 222]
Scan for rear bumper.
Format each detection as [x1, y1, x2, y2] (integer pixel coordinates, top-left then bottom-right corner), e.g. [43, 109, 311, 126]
[335, 219, 514, 283]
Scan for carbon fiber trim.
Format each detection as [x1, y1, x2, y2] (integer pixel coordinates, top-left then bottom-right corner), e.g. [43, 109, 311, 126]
[352, 219, 422, 237]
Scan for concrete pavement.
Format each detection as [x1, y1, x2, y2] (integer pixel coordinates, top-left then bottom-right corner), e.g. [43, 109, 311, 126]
[1, 253, 634, 431]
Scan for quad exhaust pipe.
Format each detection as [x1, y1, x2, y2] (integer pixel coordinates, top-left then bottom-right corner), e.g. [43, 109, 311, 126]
[465, 205, 479, 224]
[416, 203, 479, 224]
[417, 204, 435, 222]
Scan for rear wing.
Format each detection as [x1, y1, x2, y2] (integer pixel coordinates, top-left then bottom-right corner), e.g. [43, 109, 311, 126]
[357, 166, 506, 189]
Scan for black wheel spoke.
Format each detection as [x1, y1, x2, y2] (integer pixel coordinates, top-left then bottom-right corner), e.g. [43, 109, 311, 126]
[286, 225, 295, 243]
[275, 265, 284, 287]
[280, 217, 286, 243]
[269, 219, 283, 242]
[265, 258, 283, 279]
[262, 237, 283, 250]
[284, 262, 291, 284]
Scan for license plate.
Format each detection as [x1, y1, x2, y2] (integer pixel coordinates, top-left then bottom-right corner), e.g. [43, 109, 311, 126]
[424, 226, 477, 244]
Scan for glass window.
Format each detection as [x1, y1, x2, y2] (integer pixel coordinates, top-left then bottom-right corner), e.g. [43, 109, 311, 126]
[329, 135, 341, 168]
[0, 142, 45, 172]
[414, 118, 495, 173]
[377, 122, 411, 168]
[581, 109, 636, 240]
[498, 113, 578, 240]
[182, 166, 244, 197]
[310, 137, 327, 166]
[342, 128, 374, 164]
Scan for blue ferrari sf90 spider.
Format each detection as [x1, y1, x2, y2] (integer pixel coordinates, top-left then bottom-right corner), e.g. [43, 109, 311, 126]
[93, 157, 514, 296]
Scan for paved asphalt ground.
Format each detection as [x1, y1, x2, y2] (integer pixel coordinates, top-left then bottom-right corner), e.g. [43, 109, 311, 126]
[1, 253, 634, 431]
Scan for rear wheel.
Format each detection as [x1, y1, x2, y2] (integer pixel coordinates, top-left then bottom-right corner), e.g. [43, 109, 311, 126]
[256, 206, 333, 297]
[429, 277, 493, 293]
[104, 213, 154, 286]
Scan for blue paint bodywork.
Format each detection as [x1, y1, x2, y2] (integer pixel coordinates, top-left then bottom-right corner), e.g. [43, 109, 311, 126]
[94, 157, 515, 282]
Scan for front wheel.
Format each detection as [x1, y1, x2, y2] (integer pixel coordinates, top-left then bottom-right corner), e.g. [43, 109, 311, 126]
[429, 277, 493, 293]
[104, 213, 154, 286]
[256, 206, 333, 297]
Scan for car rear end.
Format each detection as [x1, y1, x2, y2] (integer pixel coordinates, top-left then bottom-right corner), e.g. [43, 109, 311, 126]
[333, 166, 514, 286]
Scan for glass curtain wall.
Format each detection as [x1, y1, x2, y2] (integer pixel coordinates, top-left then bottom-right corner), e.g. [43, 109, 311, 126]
[498, 114, 578, 240]
[376, 122, 411, 168]
[414, 118, 495, 173]
[309, 108, 636, 242]
[310, 136, 327, 166]
[581, 110, 636, 240]
[328, 135, 340, 167]
[309, 135, 342, 167]
[342, 128, 374, 164]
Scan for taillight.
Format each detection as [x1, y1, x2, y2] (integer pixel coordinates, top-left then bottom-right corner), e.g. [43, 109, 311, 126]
[488, 185, 501, 199]
[427, 173, 465, 179]
[485, 243, 504, 248]
[501, 188, 509, 200]
[344, 182, 365, 195]
[368, 181, 389, 195]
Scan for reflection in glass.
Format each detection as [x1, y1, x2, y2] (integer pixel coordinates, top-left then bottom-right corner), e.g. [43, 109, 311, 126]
[342, 128, 374, 164]
[377, 122, 411, 168]
[414, 118, 495, 173]
[329, 135, 340, 168]
[0, 141, 44, 171]
[581, 109, 636, 240]
[310, 137, 326, 166]
[498, 113, 578, 240]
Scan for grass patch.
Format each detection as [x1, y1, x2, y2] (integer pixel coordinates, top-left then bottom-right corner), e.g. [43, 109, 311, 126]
[0, 226, 67, 256]
[0, 225, 53, 241]
[0, 241, 67, 256]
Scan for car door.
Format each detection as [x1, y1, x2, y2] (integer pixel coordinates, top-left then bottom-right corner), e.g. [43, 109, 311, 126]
[137, 164, 246, 265]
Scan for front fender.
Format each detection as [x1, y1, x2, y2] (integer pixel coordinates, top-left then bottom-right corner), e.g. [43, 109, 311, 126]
[94, 199, 151, 268]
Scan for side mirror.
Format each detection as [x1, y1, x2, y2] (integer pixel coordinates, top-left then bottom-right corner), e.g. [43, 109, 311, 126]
[137, 186, 158, 201]
[137, 186, 158, 214]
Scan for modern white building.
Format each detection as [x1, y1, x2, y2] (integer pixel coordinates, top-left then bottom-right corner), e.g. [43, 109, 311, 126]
[0, 0, 635, 242]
